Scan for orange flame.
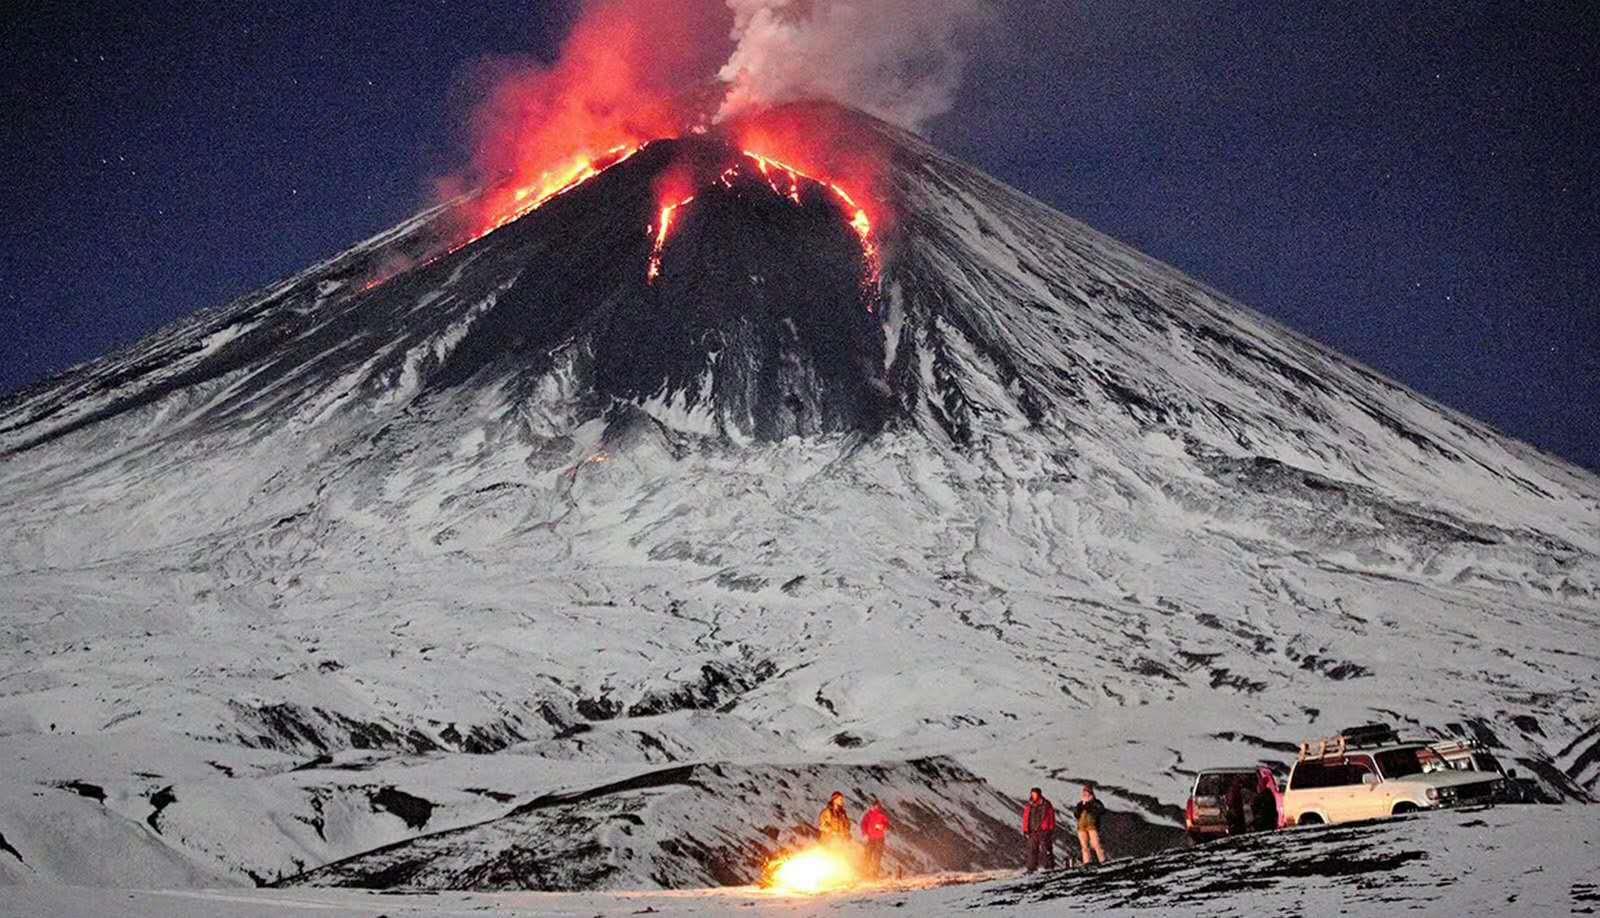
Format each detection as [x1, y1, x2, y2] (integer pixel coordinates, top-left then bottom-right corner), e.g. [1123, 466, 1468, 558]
[763, 845, 861, 895]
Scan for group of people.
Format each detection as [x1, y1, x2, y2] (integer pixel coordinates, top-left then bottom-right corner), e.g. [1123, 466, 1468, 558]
[813, 784, 1113, 879]
[1022, 784, 1111, 872]
[819, 791, 893, 877]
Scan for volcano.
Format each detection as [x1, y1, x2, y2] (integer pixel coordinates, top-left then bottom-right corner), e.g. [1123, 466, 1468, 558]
[0, 104, 1596, 893]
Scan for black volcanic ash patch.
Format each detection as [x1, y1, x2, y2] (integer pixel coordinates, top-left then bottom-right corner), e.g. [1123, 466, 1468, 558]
[369, 786, 435, 831]
[146, 785, 176, 834]
[54, 780, 107, 803]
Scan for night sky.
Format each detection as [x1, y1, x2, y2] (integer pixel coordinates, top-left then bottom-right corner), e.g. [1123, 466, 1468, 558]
[4, 2, 1596, 470]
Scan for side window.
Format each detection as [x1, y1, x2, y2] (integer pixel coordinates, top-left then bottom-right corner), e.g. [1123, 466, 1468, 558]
[1290, 762, 1325, 790]
[1344, 756, 1376, 785]
[1295, 758, 1375, 788]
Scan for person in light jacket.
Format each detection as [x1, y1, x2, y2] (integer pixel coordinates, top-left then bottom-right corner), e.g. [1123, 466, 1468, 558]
[819, 791, 852, 847]
[1074, 785, 1109, 864]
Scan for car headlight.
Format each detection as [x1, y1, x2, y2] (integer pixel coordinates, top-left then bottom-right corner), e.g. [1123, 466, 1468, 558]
[1425, 788, 1440, 802]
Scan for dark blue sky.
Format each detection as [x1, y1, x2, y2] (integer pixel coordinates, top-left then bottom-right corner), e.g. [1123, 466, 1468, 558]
[3, 2, 1596, 470]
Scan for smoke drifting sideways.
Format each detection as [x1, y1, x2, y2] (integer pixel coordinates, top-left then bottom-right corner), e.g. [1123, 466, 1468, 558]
[718, 0, 991, 131]
[439, 0, 991, 240]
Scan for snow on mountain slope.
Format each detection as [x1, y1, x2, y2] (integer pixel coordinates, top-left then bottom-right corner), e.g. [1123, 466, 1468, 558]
[0, 103, 1595, 892]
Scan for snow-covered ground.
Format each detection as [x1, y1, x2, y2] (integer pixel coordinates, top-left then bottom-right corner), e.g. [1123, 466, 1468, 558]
[7, 806, 1596, 915]
[1, 106, 1595, 905]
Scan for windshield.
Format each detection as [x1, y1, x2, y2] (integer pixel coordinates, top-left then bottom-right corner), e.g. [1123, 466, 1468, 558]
[1375, 748, 1426, 779]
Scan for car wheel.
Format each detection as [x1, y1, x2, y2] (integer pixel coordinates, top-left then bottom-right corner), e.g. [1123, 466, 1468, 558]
[1298, 813, 1324, 826]
[1393, 802, 1419, 815]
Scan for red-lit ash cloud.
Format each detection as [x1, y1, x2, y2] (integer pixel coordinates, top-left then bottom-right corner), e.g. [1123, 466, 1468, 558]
[446, 0, 732, 240]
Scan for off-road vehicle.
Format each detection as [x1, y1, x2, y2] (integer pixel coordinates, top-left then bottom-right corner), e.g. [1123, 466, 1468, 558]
[1283, 728, 1501, 825]
[1185, 763, 1288, 841]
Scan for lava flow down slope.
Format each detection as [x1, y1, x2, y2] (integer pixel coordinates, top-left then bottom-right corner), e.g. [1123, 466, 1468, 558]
[0, 103, 1596, 891]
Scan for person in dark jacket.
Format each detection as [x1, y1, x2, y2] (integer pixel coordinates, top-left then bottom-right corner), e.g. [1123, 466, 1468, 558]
[1021, 787, 1057, 872]
[861, 799, 891, 877]
[1252, 770, 1279, 832]
[1225, 775, 1248, 835]
[1074, 785, 1109, 864]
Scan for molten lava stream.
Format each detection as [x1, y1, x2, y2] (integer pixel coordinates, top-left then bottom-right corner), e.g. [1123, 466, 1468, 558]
[642, 149, 884, 301]
[477, 143, 645, 243]
[647, 195, 694, 283]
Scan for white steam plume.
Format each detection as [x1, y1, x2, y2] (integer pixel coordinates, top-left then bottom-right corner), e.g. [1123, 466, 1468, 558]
[716, 0, 990, 131]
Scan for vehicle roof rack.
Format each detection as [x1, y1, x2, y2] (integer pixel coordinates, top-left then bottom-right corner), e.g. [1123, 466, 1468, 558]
[1429, 738, 1482, 756]
[1337, 723, 1401, 746]
[1298, 724, 1408, 761]
[1298, 734, 1347, 762]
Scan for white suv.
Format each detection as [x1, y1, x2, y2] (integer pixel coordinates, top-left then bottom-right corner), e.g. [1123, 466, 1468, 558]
[1283, 740, 1501, 825]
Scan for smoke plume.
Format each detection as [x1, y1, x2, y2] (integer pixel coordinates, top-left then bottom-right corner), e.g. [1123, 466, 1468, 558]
[716, 0, 990, 131]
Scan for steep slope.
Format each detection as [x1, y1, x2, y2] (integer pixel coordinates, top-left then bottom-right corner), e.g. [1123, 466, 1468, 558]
[0, 104, 1595, 890]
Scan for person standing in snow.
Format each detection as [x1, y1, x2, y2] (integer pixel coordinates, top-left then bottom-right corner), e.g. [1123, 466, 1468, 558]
[1225, 774, 1248, 835]
[861, 798, 892, 877]
[1074, 785, 1109, 864]
[819, 791, 853, 847]
[1252, 770, 1279, 832]
[1021, 787, 1057, 872]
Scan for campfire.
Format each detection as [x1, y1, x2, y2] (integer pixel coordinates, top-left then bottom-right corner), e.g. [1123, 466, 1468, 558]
[762, 844, 862, 895]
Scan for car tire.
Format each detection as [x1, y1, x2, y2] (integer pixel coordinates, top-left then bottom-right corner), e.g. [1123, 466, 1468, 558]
[1393, 803, 1419, 815]
[1297, 813, 1324, 826]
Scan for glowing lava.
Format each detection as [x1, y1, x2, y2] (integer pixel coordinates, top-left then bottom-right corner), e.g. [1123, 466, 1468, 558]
[477, 144, 643, 240]
[644, 148, 883, 303]
[360, 144, 652, 294]
[764, 846, 860, 895]
[743, 151, 881, 297]
[648, 195, 695, 282]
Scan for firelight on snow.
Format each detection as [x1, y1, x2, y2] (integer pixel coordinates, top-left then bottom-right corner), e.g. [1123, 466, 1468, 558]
[763, 846, 860, 895]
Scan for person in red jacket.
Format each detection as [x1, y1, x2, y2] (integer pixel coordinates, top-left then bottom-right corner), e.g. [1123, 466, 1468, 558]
[860, 799, 892, 878]
[1021, 787, 1057, 872]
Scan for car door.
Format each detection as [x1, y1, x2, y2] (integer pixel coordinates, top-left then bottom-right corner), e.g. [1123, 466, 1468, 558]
[1343, 755, 1386, 819]
[1315, 757, 1375, 822]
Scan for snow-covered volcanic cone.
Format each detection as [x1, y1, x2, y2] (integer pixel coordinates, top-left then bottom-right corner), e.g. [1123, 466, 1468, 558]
[1, 104, 1595, 891]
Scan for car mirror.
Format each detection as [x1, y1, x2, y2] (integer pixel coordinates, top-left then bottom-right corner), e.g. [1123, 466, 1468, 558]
[1361, 773, 1380, 786]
